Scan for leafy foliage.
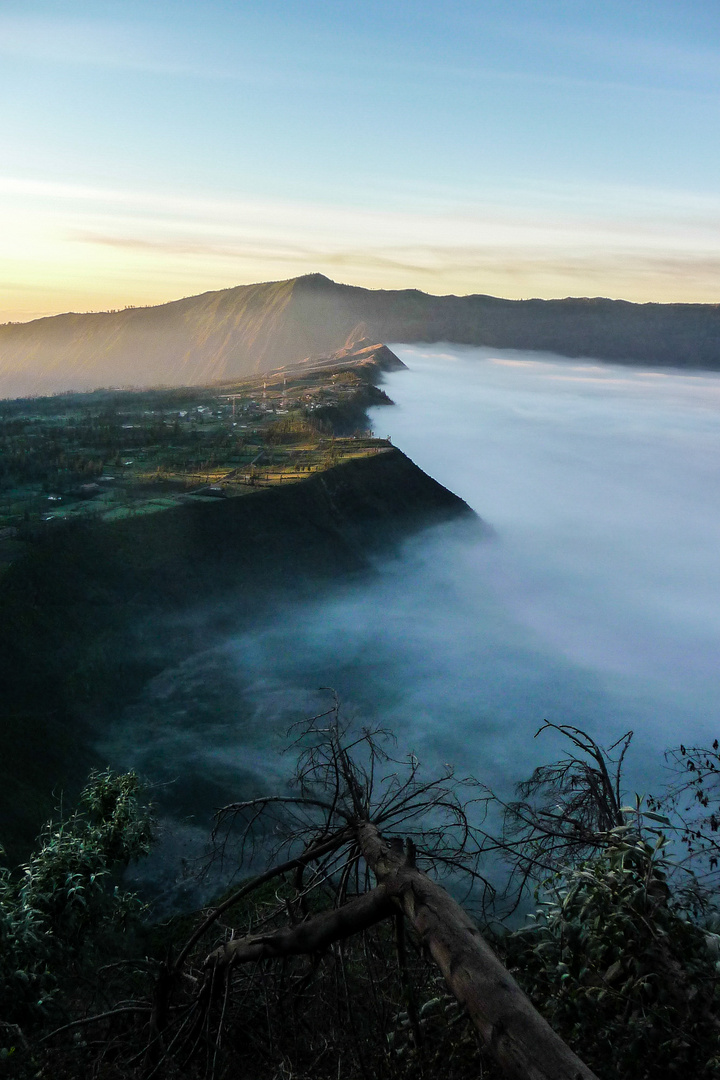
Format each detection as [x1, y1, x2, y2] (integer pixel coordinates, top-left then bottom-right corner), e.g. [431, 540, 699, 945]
[6, 722, 720, 1079]
[649, 740, 720, 890]
[0, 770, 151, 1041]
[495, 723, 631, 909]
[507, 818, 720, 1077]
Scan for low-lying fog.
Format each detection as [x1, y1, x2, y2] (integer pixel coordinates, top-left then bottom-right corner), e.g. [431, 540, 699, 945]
[108, 345, 720, 903]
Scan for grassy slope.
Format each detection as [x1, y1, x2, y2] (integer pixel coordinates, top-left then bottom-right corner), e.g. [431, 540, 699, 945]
[1, 274, 720, 397]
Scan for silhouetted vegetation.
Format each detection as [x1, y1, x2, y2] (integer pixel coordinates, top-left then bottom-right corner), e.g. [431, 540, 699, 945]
[2, 713, 719, 1079]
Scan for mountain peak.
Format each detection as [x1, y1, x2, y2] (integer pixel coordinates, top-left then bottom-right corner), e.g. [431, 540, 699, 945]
[293, 273, 336, 288]
[2, 275, 720, 398]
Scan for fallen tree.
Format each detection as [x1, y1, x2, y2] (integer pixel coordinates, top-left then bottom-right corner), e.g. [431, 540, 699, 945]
[168, 706, 598, 1080]
[22, 710, 720, 1078]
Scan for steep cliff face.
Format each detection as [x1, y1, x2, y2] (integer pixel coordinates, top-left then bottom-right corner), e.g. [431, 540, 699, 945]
[2, 273, 720, 396]
[0, 449, 477, 857]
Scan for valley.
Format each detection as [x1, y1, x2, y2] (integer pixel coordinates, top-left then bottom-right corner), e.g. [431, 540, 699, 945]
[0, 341, 474, 860]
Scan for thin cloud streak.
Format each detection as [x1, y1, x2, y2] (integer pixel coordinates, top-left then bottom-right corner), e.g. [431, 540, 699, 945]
[3, 172, 720, 317]
[72, 232, 720, 303]
[0, 12, 283, 83]
[5, 173, 720, 232]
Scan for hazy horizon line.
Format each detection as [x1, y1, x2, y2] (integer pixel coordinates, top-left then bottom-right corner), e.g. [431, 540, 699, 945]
[4, 270, 720, 328]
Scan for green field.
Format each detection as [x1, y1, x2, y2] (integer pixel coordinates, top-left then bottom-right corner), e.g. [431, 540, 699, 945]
[0, 364, 392, 572]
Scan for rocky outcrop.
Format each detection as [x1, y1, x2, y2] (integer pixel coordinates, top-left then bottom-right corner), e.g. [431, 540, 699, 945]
[270, 340, 406, 383]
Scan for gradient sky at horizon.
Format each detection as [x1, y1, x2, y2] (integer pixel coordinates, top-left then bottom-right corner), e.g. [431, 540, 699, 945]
[1, 0, 719, 322]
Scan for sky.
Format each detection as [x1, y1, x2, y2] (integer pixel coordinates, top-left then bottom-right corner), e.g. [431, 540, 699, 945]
[1, 0, 719, 322]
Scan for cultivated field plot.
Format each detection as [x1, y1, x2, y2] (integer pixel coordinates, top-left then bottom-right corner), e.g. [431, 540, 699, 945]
[0, 361, 392, 571]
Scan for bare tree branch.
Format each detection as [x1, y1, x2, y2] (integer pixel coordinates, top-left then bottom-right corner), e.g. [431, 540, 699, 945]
[173, 828, 353, 973]
[205, 885, 394, 969]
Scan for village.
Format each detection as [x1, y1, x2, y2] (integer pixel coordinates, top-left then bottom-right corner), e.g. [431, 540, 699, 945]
[0, 342, 400, 573]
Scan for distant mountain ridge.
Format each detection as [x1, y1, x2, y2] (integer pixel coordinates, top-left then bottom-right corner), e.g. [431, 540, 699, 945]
[2, 273, 719, 397]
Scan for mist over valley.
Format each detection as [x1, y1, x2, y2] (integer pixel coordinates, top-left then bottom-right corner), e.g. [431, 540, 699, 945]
[100, 345, 720, 903]
[6, 5, 720, 1070]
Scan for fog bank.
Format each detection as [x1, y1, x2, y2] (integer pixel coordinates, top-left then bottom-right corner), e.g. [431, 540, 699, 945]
[110, 345, 720, 902]
[380, 344, 720, 759]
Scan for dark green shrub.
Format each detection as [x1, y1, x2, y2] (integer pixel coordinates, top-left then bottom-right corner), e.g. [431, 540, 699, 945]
[509, 828, 720, 1079]
[0, 771, 152, 1039]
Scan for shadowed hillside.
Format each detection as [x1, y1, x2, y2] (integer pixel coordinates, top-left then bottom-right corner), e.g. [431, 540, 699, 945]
[2, 273, 720, 396]
[0, 446, 476, 859]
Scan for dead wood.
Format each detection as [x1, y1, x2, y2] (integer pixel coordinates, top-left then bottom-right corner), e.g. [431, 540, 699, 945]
[206, 884, 394, 969]
[189, 714, 599, 1080]
[199, 820, 597, 1080]
[357, 821, 598, 1080]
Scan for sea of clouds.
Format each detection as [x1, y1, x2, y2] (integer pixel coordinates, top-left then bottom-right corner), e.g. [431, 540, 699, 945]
[111, 345, 720, 903]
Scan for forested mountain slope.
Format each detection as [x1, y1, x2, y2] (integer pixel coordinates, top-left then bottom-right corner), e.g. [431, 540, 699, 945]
[2, 272, 719, 397]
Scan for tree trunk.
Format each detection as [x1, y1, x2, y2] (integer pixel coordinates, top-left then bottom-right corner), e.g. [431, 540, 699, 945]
[357, 822, 598, 1080]
[201, 821, 598, 1080]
